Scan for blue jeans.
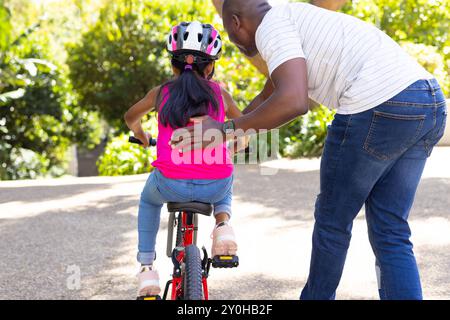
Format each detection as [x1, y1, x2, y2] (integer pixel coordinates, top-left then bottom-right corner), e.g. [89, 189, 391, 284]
[300, 79, 447, 300]
[137, 169, 233, 265]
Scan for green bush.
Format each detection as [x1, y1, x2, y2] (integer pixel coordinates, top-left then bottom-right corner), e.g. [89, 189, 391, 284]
[67, 0, 264, 131]
[400, 42, 449, 96]
[97, 115, 157, 176]
[0, 2, 103, 180]
[97, 134, 157, 176]
[341, 0, 450, 49]
[74, 0, 266, 175]
[279, 105, 335, 158]
[341, 0, 450, 96]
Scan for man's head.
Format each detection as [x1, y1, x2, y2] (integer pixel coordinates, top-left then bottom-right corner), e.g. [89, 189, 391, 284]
[222, 0, 272, 57]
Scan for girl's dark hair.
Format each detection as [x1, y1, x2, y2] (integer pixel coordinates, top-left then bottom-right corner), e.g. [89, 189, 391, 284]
[158, 56, 218, 129]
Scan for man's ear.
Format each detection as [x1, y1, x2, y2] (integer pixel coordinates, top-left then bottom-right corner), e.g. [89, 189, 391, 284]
[232, 14, 241, 30]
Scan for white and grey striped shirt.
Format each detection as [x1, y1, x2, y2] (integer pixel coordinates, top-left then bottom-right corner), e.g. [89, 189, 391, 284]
[255, 3, 433, 114]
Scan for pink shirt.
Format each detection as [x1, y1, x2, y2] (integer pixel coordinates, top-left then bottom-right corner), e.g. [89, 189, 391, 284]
[151, 81, 233, 179]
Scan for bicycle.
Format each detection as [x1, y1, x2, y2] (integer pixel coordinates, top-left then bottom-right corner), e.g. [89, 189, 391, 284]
[129, 136, 239, 300]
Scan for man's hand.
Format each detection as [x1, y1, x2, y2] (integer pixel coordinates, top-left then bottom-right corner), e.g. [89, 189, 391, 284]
[170, 116, 225, 152]
[243, 79, 274, 115]
[229, 135, 250, 156]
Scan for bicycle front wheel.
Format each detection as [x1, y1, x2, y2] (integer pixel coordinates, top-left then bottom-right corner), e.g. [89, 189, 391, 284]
[184, 245, 203, 300]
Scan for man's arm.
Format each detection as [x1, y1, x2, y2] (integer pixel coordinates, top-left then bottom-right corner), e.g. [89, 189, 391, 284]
[221, 86, 243, 119]
[243, 79, 274, 115]
[169, 58, 308, 151]
[245, 75, 322, 114]
[233, 58, 309, 132]
[221, 87, 250, 153]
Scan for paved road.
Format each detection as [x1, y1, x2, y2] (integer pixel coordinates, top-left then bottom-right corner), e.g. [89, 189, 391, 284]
[1, 148, 449, 300]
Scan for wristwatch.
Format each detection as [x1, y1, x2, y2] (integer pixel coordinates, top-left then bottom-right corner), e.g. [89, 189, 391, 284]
[222, 120, 235, 136]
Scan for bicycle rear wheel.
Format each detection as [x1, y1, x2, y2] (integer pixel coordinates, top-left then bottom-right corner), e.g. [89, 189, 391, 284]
[184, 245, 203, 300]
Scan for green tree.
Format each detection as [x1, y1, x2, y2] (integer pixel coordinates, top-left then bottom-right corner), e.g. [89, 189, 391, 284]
[342, 0, 450, 49]
[66, 0, 265, 175]
[341, 0, 450, 94]
[401, 41, 449, 96]
[0, 2, 102, 180]
[67, 0, 264, 132]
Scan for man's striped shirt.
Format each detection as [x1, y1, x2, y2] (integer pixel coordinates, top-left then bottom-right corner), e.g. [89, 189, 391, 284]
[255, 3, 433, 114]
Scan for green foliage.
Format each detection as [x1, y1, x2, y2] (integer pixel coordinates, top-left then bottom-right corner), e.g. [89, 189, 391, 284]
[3, 0, 449, 180]
[0, 3, 11, 51]
[341, 0, 450, 95]
[97, 134, 157, 176]
[67, 0, 264, 131]
[67, 2, 168, 131]
[216, 44, 264, 110]
[342, 0, 450, 49]
[97, 115, 157, 176]
[401, 42, 449, 96]
[0, 1, 103, 180]
[67, 0, 266, 174]
[279, 106, 335, 158]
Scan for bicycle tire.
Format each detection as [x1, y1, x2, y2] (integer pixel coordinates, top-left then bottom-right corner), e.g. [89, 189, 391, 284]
[184, 245, 203, 300]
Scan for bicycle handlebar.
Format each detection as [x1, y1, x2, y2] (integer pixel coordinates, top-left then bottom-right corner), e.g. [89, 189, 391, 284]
[128, 136, 157, 147]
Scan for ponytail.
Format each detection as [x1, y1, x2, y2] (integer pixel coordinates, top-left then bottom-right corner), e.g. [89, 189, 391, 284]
[159, 58, 218, 129]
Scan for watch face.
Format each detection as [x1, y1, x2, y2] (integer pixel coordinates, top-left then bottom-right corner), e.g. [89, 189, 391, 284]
[223, 121, 235, 135]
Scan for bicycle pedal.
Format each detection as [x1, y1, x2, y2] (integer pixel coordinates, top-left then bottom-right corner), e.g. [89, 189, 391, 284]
[211, 255, 239, 268]
[136, 294, 162, 300]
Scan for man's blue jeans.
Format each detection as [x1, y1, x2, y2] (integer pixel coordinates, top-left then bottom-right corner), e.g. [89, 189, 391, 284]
[300, 79, 447, 300]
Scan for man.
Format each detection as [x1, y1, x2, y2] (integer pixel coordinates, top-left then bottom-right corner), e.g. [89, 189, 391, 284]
[211, 0, 348, 78]
[171, 0, 447, 299]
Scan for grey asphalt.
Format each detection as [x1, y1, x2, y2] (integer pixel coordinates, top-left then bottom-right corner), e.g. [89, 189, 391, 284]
[1, 148, 449, 300]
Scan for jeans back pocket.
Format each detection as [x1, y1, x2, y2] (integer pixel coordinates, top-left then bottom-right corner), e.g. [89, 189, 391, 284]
[363, 111, 426, 160]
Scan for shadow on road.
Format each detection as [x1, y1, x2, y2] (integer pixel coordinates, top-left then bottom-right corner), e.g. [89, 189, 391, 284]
[0, 183, 118, 204]
[411, 177, 450, 219]
[208, 274, 303, 300]
[233, 165, 319, 222]
[0, 193, 148, 299]
[234, 165, 450, 222]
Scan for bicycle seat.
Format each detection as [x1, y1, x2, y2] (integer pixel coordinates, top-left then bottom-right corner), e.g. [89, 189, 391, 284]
[167, 202, 213, 216]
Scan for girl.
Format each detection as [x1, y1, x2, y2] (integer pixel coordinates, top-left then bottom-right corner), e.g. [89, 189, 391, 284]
[124, 21, 244, 297]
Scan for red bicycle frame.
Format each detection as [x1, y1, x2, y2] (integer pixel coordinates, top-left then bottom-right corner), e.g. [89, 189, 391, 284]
[170, 211, 209, 300]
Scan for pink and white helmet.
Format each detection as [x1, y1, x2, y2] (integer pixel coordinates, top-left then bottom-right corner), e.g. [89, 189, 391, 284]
[167, 21, 222, 60]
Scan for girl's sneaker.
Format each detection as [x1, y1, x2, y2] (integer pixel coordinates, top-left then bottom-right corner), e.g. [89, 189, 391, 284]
[211, 222, 238, 257]
[137, 265, 161, 297]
